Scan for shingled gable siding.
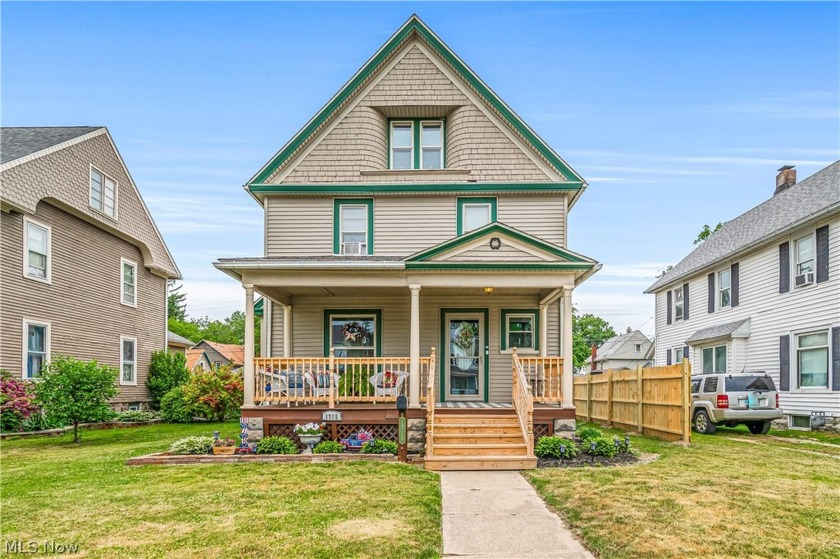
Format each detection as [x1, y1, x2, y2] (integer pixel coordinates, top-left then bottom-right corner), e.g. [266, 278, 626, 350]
[0, 201, 165, 404]
[266, 194, 567, 257]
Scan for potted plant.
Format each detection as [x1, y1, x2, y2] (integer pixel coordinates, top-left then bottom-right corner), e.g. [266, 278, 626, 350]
[294, 422, 325, 448]
[212, 437, 237, 455]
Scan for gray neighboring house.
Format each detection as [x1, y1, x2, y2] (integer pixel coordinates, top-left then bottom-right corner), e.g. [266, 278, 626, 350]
[167, 330, 195, 356]
[0, 126, 180, 409]
[646, 162, 840, 429]
[580, 328, 654, 374]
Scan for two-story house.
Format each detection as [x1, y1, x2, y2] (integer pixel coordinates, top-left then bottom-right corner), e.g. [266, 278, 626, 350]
[215, 16, 599, 469]
[646, 162, 840, 430]
[0, 126, 180, 409]
[580, 328, 654, 374]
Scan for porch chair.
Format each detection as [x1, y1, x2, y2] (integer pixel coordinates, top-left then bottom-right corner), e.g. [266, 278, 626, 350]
[303, 370, 338, 403]
[368, 369, 409, 398]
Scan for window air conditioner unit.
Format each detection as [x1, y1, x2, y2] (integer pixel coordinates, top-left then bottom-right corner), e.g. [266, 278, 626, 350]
[343, 242, 363, 256]
[794, 272, 814, 287]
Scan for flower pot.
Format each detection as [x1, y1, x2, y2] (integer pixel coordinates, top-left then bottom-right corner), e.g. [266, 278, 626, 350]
[298, 434, 322, 446]
[212, 446, 236, 455]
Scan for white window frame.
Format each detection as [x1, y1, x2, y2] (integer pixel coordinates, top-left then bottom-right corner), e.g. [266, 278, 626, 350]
[22, 217, 51, 284]
[327, 313, 378, 358]
[701, 344, 727, 373]
[718, 268, 731, 309]
[89, 165, 117, 218]
[634, 343, 642, 353]
[22, 319, 51, 380]
[788, 415, 812, 430]
[674, 347, 684, 363]
[214, 361, 222, 370]
[793, 329, 830, 391]
[121, 258, 137, 307]
[419, 121, 443, 170]
[503, 313, 538, 353]
[793, 233, 816, 286]
[339, 204, 368, 255]
[389, 121, 414, 170]
[674, 286, 684, 322]
[120, 336, 137, 386]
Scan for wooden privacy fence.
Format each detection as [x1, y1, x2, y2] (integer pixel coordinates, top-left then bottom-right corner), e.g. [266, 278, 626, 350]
[573, 360, 691, 443]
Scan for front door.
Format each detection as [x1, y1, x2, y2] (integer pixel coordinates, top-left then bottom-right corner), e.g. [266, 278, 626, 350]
[443, 312, 487, 401]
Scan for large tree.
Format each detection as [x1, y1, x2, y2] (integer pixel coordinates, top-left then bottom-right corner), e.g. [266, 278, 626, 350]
[572, 307, 617, 369]
[168, 282, 187, 321]
[694, 222, 725, 245]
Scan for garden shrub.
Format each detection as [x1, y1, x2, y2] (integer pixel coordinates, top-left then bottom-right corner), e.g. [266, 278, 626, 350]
[360, 439, 398, 454]
[1, 370, 39, 432]
[577, 426, 602, 443]
[170, 436, 214, 455]
[585, 436, 618, 458]
[180, 366, 243, 421]
[19, 411, 65, 432]
[146, 350, 189, 410]
[160, 386, 193, 423]
[313, 440, 344, 454]
[116, 410, 160, 423]
[535, 436, 579, 459]
[256, 436, 297, 455]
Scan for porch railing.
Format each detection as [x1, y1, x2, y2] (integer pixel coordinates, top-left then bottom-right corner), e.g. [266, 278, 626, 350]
[254, 350, 432, 407]
[515, 356, 563, 403]
[425, 347, 436, 458]
[512, 349, 535, 456]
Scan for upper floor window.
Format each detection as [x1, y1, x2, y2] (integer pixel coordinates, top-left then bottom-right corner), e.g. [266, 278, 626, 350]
[389, 120, 444, 170]
[121, 258, 137, 307]
[795, 233, 815, 279]
[702, 344, 726, 373]
[24, 218, 51, 283]
[718, 268, 731, 309]
[333, 199, 373, 255]
[120, 336, 137, 385]
[674, 286, 684, 321]
[457, 197, 497, 235]
[796, 330, 829, 389]
[90, 167, 116, 217]
[634, 343, 642, 353]
[24, 320, 50, 379]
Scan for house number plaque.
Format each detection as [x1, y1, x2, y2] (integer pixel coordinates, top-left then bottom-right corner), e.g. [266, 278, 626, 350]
[322, 410, 343, 422]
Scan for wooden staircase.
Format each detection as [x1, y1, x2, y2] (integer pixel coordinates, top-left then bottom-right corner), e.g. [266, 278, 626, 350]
[424, 410, 537, 471]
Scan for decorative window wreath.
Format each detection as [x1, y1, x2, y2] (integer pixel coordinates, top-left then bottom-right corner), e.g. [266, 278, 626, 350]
[341, 320, 371, 344]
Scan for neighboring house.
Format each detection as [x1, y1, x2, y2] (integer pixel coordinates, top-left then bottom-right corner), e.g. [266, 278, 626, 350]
[191, 340, 245, 370]
[167, 330, 195, 355]
[580, 328, 654, 374]
[646, 162, 840, 430]
[215, 16, 600, 469]
[186, 348, 212, 371]
[0, 126, 180, 409]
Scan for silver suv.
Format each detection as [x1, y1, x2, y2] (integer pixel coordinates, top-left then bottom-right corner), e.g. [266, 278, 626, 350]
[690, 372, 783, 435]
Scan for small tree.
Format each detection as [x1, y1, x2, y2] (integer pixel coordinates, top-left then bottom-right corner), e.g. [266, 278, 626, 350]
[146, 350, 189, 410]
[35, 356, 117, 442]
[180, 366, 243, 422]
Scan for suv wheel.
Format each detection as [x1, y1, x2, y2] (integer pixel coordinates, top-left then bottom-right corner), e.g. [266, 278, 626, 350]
[693, 410, 716, 434]
[747, 421, 772, 435]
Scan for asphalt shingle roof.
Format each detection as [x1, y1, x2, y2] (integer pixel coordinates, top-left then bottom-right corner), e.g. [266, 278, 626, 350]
[1, 127, 102, 164]
[167, 330, 195, 347]
[684, 318, 750, 344]
[646, 161, 840, 293]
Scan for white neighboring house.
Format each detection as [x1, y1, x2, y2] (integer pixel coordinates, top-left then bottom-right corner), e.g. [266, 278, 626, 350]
[580, 328, 654, 374]
[646, 162, 840, 430]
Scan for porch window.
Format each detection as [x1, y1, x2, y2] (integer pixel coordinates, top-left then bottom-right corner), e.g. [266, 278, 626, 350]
[24, 218, 51, 282]
[457, 197, 497, 235]
[24, 320, 50, 379]
[120, 336, 136, 385]
[333, 199, 373, 255]
[324, 310, 381, 357]
[702, 345, 726, 373]
[796, 330, 829, 389]
[500, 308, 539, 351]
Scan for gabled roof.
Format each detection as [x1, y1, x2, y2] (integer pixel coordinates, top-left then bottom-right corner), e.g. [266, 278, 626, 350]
[186, 348, 210, 370]
[198, 340, 246, 366]
[586, 330, 653, 364]
[685, 318, 751, 345]
[167, 330, 195, 347]
[247, 15, 585, 193]
[1, 127, 102, 164]
[646, 161, 840, 293]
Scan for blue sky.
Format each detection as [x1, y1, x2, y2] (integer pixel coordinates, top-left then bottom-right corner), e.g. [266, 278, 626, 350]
[4, 2, 838, 336]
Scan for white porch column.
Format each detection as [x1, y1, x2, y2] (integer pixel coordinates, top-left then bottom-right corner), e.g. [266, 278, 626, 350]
[283, 305, 292, 357]
[539, 304, 548, 358]
[243, 284, 256, 408]
[409, 284, 421, 408]
[561, 286, 574, 408]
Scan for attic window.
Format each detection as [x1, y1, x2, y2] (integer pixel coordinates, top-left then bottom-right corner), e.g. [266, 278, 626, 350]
[90, 166, 116, 218]
[389, 120, 444, 170]
[634, 343, 641, 353]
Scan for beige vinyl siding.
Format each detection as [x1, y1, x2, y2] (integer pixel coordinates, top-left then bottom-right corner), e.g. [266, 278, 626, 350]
[270, 302, 286, 357]
[0, 201, 166, 403]
[654, 214, 840, 417]
[266, 194, 566, 256]
[283, 294, 561, 402]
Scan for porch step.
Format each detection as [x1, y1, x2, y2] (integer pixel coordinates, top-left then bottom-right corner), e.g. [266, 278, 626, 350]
[432, 433, 525, 444]
[434, 424, 522, 435]
[432, 443, 528, 456]
[434, 413, 518, 425]
[424, 455, 537, 471]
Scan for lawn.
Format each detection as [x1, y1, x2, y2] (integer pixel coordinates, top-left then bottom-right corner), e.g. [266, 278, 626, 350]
[1, 423, 441, 559]
[526, 423, 840, 559]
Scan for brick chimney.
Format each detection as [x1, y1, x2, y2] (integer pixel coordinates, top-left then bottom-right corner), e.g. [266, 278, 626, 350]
[775, 165, 797, 195]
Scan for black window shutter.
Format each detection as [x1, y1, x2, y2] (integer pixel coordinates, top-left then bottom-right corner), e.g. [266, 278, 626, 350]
[779, 335, 790, 391]
[779, 242, 790, 293]
[707, 273, 715, 313]
[683, 346, 690, 361]
[832, 327, 840, 391]
[731, 263, 740, 307]
[816, 225, 829, 283]
[666, 349, 672, 366]
[666, 291, 672, 325]
[683, 283, 690, 321]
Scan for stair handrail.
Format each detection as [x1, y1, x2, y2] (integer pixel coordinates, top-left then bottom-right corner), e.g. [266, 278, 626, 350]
[512, 348, 535, 457]
[425, 347, 436, 458]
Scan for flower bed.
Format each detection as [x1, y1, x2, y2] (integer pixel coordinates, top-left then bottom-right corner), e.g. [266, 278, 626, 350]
[126, 451, 397, 466]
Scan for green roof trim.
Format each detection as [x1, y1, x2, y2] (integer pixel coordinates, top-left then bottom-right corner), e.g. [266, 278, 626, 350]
[248, 14, 583, 187]
[254, 297, 264, 317]
[406, 222, 593, 264]
[249, 182, 583, 196]
[405, 262, 595, 271]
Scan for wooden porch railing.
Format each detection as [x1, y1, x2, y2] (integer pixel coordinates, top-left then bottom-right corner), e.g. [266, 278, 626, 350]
[254, 351, 432, 407]
[425, 347, 436, 458]
[515, 356, 563, 403]
[512, 349, 535, 456]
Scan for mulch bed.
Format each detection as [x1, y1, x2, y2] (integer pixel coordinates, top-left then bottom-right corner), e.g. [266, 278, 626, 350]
[126, 451, 398, 466]
[537, 452, 647, 468]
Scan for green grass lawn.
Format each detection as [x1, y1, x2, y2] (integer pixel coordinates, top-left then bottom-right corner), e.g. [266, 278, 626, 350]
[1, 423, 441, 559]
[526, 424, 840, 559]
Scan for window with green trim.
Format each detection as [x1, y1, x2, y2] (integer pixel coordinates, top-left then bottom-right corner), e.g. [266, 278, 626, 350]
[457, 197, 497, 235]
[333, 199, 373, 255]
[501, 308, 539, 351]
[324, 310, 382, 358]
[389, 120, 444, 170]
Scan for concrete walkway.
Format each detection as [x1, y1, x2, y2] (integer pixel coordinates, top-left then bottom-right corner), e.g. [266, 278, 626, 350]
[440, 471, 595, 559]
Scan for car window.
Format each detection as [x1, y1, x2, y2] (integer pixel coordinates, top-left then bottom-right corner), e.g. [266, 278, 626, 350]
[703, 377, 719, 393]
[691, 379, 701, 393]
[726, 376, 776, 391]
